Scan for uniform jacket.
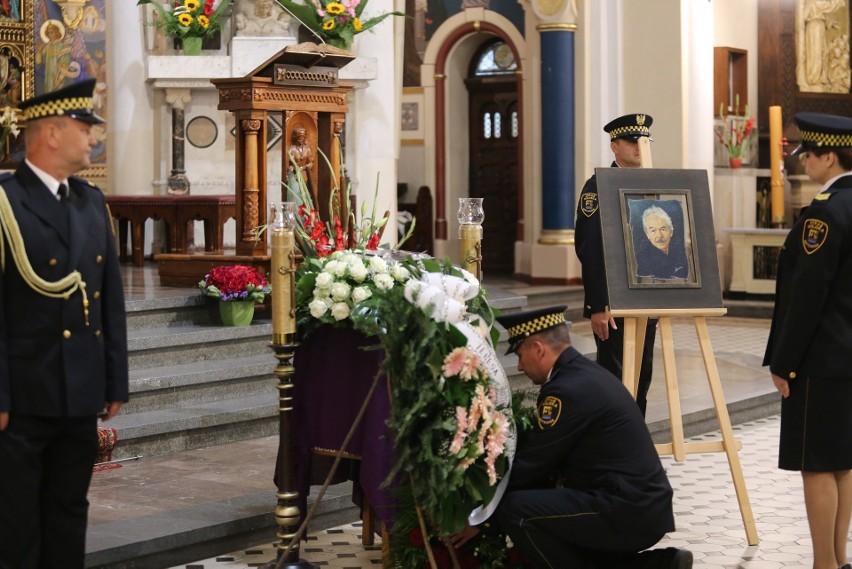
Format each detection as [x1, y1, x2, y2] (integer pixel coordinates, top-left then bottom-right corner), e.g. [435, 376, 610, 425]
[764, 174, 852, 380]
[575, 162, 617, 318]
[509, 346, 675, 534]
[0, 164, 129, 417]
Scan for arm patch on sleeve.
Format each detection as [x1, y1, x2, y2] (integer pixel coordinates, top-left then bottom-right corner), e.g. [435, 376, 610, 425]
[537, 395, 563, 429]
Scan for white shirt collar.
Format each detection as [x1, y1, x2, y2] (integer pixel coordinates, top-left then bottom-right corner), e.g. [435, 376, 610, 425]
[819, 171, 852, 193]
[26, 159, 68, 201]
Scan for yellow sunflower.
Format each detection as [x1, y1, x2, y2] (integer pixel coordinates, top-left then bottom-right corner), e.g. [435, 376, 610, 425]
[197, 14, 210, 28]
[326, 2, 344, 14]
[322, 18, 336, 31]
[353, 17, 362, 32]
[185, 0, 200, 10]
[177, 12, 193, 26]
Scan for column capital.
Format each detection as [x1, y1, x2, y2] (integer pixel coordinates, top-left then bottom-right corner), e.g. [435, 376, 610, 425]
[530, 0, 578, 28]
[164, 88, 192, 110]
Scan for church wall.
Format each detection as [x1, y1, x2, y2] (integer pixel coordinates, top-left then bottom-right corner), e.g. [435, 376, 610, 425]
[713, 0, 759, 120]
[106, 8, 155, 196]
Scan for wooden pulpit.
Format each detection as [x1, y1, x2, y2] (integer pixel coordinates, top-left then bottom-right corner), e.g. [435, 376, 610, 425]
[155, 43, 354, 286]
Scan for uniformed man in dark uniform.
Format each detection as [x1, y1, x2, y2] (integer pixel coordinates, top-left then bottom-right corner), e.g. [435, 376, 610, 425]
[764, 112, 852, 569]
[451, 306, 691, 568]
[575, 113, 658, 415]
[0, 79, 129, 569]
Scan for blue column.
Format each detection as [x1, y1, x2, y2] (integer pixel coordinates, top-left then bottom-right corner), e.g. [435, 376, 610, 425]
[539, 28, 575, 231]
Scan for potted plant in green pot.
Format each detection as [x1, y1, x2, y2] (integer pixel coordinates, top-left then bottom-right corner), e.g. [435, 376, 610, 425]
[199, 265, 270, 326]
[137, 0, 232, 55]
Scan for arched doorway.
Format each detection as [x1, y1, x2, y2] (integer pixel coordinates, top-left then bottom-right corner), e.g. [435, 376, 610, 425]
[465, 40, 519, 275]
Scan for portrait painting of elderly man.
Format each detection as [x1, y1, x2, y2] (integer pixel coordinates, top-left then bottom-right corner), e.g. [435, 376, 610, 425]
[625, 197, 695, 285]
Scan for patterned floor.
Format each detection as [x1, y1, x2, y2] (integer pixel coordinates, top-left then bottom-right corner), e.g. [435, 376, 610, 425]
[171, 415, 851, 568]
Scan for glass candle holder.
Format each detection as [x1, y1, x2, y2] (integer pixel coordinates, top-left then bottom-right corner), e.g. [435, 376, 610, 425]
[458, 197, 485, 225]
[270, 202, 297, 231]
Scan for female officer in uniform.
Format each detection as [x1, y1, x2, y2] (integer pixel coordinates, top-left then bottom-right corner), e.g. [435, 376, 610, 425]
[764, 112, 852, 569]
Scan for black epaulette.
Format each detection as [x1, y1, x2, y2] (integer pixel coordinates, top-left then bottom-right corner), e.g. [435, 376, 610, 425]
[0, 172, 14, 184]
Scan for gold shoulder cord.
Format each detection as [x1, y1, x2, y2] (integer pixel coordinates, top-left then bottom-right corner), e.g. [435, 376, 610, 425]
[0, 184, 89, 326]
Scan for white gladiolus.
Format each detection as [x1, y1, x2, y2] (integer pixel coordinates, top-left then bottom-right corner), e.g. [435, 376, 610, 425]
[330, 281, 351, 301]
[352, 286, 372, 303]
[374, 273, 394, 290]
[331, 302, 350, 321]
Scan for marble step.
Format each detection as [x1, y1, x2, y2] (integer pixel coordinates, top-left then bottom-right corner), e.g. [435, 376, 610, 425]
[125, 356, 276, 414]
[126, 322, 273, 370]
[107, 393, 278, 459]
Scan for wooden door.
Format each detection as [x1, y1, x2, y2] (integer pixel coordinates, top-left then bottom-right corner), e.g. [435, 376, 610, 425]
[467, 77, 519, 275]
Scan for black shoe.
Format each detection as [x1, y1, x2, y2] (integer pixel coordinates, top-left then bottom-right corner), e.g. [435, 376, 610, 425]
[635, 547, 693, 569]
[839, 564, 851, 569]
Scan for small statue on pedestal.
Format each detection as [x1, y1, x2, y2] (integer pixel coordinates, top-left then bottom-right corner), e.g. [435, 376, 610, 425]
[288, 127, 313, 192]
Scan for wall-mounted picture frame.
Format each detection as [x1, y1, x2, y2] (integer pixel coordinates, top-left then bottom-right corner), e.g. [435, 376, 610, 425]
[401, 87, 424, 145]
[597, 168, 723, 312]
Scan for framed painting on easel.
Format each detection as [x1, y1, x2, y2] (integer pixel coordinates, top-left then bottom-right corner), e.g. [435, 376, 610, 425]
[596, 168, 724, 311]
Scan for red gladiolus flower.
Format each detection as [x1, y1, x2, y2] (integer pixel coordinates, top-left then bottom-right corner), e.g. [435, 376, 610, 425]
[366, 233, 379, 250]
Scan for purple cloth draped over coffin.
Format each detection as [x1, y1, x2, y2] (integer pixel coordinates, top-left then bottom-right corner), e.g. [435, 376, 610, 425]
[292, 326, 396, 525]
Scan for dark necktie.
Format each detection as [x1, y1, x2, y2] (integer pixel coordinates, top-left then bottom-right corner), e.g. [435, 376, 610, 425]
[58, 183, 68, 204]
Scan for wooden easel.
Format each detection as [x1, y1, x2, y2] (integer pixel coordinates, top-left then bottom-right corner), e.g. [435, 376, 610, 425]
[612, 140, 759, 546]
[615, 309, 757, 545]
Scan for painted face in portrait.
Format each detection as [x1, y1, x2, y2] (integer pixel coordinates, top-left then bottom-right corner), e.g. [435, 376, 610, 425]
[643, 212, 673, 254]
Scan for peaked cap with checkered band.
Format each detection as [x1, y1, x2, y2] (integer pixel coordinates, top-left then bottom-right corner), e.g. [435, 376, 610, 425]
[496, 306, 567, 355]
[19, 78, 104, 124]
[791, 112, 852, 156]
[603, 113, 653, 141]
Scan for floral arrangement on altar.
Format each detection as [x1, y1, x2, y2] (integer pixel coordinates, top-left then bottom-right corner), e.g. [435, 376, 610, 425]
[716, 95, 755, 163]
[275, 0, 403, 50]
[198, 265, 270, 302]
[137, 0, 232, 39]
[365, 258, 537, 568]
[294, 250, 410, 336]
[286, 126, 533, 566]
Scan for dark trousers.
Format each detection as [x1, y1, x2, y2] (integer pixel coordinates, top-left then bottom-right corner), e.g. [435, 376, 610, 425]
[0, 415, 98, 569]
[594, 317, 657, 416]
[492, 488, 664, 569]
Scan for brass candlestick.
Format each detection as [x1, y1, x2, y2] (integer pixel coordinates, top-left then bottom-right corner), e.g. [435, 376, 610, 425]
[267, 202, 314, 569]
[458, 198, 484, 281]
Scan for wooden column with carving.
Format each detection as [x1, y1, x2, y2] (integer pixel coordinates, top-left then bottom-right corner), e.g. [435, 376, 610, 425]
[236, 111, 267, 256]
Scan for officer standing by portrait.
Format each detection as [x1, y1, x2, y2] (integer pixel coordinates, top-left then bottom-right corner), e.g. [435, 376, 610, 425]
[0, 79, 129, 569]
[764, 112, 852, 569]
[575, 113, 658, 415]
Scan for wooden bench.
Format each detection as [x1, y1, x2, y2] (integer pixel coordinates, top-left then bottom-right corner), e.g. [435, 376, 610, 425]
[106, 195, 236, 267]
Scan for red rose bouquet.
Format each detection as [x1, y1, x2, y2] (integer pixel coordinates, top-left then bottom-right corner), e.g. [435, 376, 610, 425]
[198, 265, 270, 302]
